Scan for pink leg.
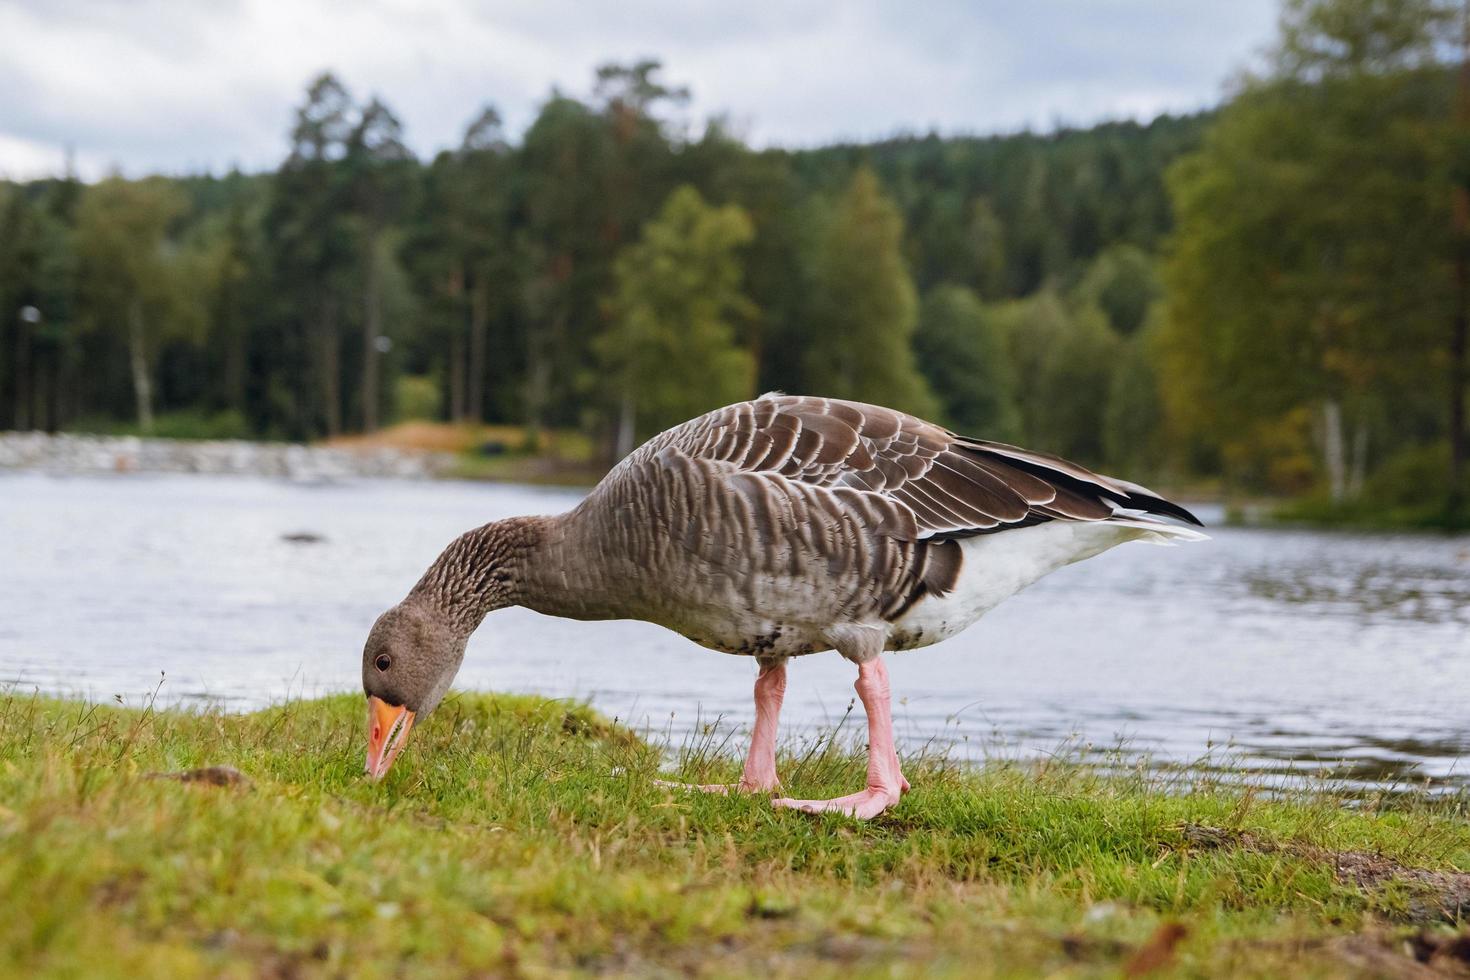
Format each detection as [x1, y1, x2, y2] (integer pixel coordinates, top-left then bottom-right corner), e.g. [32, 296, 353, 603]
[773, 657, 904, 819]
[656, 659, 786, 794]
[739, 658, 786, 791]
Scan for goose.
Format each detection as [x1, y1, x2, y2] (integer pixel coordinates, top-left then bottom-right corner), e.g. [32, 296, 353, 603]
[362, 393, 1204, 817]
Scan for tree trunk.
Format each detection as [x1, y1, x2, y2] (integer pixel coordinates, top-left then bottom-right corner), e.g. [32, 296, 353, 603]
[468, 273, 488, 423]
[524, 312, 557, 449]
[614, 392, 636, 460]
[448, 329, 466, 423]
[39, 341, 57, 433]
[1452, 250, 1467, 511]
[525, 359, 548, 449]
[31, 341, 48, 433]
[1450, 7, 1470, 517]
[319, 299, 341, 437]
[127, 299, 154, 433]
[40, 344, 55, 433]
[45, 344, 65, 433]
[361, 240, 382, 432]
[1320, 399, 1346, 503]
[1347, 419, 1368, 500]
[446, 268, 466, 423]
[13, 312, 30, 430]
[224, 317, 246, 415]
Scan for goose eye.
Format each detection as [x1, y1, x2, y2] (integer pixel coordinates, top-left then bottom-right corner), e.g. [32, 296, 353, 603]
[374, 654, 391, 672]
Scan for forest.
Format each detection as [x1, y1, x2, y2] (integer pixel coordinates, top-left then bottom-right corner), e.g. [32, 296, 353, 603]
[1, 0, 1467, 523]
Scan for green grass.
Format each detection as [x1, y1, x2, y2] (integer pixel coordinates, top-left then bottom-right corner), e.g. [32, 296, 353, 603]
[2, 689, 1468, 978]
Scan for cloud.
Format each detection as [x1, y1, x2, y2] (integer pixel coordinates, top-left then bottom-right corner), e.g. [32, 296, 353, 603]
[0, 0, 1278, 180]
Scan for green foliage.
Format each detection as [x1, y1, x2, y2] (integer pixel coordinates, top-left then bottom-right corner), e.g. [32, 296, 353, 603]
[0, 179, 78, 431]
[73, 177, 207, 432]
[1274, 0, 1457, 78]
[144, 409, 252, 440]
[74, 178, 198, 339]
[3, 690, 1468, 977]
[1, 69, 1205, 480]
[1073, 243, 1160, 336]
[11, 18, 1470, 517]
[393, 374, 440, 422]
[968, 196, 1009, 299]
[402, 108, 516, 425]
[1278, 443, 1470, 527]
[68, 409, 253, 440]
[1103, 324, 1166, 477]
[187, 190, 267, 418]
[804, 168, 938, 418]
[1161, 0, 1458, 502]
[1365, 441, 1458, 507]
[802, 116, 1206, 298]
[599, 185, 756, 446]
[914, 284, 1019, 438]
[994, 292, 1120, 462]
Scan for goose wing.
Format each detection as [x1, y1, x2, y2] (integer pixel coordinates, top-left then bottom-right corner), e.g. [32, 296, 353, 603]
[634, 393, 1201, 542]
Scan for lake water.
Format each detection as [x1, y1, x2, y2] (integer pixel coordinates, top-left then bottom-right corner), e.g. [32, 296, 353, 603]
[4, 472, 1469, 791]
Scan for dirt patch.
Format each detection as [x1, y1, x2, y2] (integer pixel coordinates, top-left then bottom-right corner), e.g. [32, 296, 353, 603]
[1326, 933, 1446, 978]
[1240, 930, 1470, 979]
[1406, 931, 1470, 975]
[1336, 852, 1470, 925]
[1181, 824, 1470, 924]
[144, 765, 252, 789]
[200, 928, 333, 979]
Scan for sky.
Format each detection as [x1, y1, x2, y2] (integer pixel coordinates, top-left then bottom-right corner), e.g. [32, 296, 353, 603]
[0, 0, 1280, 181]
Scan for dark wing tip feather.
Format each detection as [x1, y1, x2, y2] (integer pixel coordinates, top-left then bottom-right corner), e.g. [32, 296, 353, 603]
[1120, 492, 1204, 527]
[958, 438, 1204, 529]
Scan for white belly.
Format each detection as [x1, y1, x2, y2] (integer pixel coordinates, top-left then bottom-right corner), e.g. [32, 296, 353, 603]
[886, 519, 1201, 650]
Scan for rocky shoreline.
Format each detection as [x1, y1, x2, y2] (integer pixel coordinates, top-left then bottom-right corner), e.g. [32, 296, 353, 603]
[0, 430, 453, 480]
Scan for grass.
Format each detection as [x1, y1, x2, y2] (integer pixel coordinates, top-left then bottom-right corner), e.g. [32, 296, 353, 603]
[2, 689, 1469, 978]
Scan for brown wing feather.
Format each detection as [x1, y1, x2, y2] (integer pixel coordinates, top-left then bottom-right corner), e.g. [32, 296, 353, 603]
[638, 394, 1200, 542]
[595, 395, 1198, 629]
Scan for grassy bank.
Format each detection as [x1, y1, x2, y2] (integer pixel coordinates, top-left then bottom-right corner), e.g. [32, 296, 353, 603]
[1266, 496, 1470, 533]
[2, 691, 1469, 978]
[325, 420, 606, 486]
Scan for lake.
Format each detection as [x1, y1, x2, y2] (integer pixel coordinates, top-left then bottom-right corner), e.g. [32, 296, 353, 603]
[4, 471, 1469, 790]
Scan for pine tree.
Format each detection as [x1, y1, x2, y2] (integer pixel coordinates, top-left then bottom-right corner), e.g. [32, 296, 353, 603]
[804, 168, 937, 418]
[598, 186, 755, 455]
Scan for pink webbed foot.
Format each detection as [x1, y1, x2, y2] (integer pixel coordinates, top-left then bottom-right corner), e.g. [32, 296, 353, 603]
[773, 654, 908, 819]
[772, 786, 901, 819]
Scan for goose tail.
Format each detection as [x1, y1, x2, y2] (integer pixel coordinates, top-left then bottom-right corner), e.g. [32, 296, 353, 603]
[1106, 512, 1210, 546]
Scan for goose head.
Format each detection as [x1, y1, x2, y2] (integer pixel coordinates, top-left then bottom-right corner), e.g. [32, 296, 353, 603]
[362, 600, 465, 780]
[359, 516, 547, 781]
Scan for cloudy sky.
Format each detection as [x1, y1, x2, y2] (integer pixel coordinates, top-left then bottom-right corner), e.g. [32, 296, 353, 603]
[0, 1, 1279, 181]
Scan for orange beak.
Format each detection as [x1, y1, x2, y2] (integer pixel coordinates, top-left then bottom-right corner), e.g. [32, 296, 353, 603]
[365, 696, 415, 781]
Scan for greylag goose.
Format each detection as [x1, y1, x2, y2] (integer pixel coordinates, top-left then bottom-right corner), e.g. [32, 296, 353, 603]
[363, 394, 1203, 817]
